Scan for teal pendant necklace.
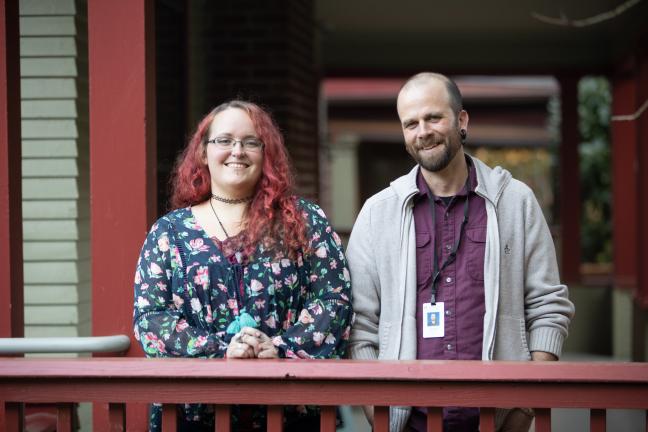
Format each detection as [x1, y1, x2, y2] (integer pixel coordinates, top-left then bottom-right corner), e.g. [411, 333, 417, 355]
[209, 197, 258, 335]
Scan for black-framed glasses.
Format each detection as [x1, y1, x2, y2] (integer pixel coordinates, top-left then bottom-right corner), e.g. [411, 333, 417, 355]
[207, 136, 264, 152]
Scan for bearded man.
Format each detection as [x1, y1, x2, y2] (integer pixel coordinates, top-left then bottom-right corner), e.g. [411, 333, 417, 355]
[346, 72, 574, 432]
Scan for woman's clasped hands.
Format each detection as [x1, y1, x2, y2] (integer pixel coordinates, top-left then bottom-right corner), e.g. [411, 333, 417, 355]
[226, 326, 279, 359]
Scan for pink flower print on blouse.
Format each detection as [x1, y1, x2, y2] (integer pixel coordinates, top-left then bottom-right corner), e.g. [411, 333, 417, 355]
[157, 236, 170, 252]
[332, 231, 342, 246]
[284, 274, 297, 287]
[299, 309, 314, 324]
[250, 279, 264, 292]
[189, 238, 210, 253]
[265, 315, 277, 328]
[175, 319, 189, 332]
[193, 266, 209, 287]
[282, 310, 294, 330]
[149, 262, 163, 276]
[172, 293, 184, 309]
[312, 331, 324, 346]
[271, 262, 281, 275]
[190, 298, 202, 313]
[315, 246, 327, 259]
[309, 303, 323, 316]
[136, 296, 150, 308]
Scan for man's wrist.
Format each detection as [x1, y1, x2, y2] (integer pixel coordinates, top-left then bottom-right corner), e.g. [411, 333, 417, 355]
[531, 351, 558, 361]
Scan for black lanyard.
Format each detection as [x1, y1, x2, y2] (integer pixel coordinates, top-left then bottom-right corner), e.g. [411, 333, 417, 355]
[425, 179, 470, 305]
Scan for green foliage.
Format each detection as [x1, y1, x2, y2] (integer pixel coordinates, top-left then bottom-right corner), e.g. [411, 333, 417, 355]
[578, 77, 612, 263]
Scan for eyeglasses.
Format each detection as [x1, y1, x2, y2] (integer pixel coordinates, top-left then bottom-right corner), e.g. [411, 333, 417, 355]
[207, 137, 264, 152]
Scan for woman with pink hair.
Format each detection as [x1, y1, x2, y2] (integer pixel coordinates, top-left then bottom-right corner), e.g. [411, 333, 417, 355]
[133, 101, 353, 431]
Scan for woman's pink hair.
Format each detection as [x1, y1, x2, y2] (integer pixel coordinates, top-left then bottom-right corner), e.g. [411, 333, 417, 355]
[170, 100, 308, 258]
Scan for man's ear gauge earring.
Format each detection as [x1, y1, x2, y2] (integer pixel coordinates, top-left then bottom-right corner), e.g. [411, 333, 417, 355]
[460, 129, 467, 139]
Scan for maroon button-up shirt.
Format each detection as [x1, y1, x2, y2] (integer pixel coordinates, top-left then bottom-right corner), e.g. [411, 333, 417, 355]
[407, 157, 487, 432]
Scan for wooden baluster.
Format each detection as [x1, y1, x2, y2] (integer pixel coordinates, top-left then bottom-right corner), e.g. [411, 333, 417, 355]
[267, 405, 283, 432]
[479, 408, 495, 432]
[1, 402, 23, 431]
[374, 406, 389, 432]
[535, 408, 551, 432]
[108, 403, 126, 432]
[162, 404, 177, 431]
[57, 403, 73, 432]
[590, 409, 606, 432]
[320, 406, 336, 432]
[426, 407, 443, 432]
[214, 405, 231, 432]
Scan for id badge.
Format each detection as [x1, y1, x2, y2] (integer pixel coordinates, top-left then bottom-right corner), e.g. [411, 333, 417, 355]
[422, 302, 444, 338]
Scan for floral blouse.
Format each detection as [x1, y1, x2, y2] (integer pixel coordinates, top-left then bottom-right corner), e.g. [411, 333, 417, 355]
[133, 198, 353, 430]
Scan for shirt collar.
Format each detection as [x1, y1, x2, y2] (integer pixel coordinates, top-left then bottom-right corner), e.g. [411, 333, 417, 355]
[415, 155, 477, 201]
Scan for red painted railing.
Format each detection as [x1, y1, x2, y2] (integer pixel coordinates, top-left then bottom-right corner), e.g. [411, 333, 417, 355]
[1, 358, 647, 431]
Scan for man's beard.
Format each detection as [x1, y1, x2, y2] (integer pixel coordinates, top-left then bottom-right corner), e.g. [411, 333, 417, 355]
[409, 131, 462, 172]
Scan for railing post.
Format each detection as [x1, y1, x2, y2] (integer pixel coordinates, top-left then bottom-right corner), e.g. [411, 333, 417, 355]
[57, 403, 73, 431]
[590, 409, 606, 432]
[214, 405, 231, 432]
[426, 407, 442, 432]
[162, 404, 177, 431]
[535, 408, 551, 432]
[320, 406, 336, 431]
[109, 403, 126, 431]
[267, 405, 283, 432]
[479, 408, 495, 432]
[374, 406, 389, 432]
[1, 402, 23, 431]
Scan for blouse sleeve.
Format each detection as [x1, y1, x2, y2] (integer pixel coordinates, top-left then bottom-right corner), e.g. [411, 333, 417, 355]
[133, 218, 228, 358]
[273, 201, 354, 359]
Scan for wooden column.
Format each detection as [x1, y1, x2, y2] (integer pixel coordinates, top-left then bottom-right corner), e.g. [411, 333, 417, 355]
[88, 0, 156, 430]
[558, 75, 581, 283]
[637, 51, 648, 311]
[611, 73, 639, 293]
[0, 0, 23, 339]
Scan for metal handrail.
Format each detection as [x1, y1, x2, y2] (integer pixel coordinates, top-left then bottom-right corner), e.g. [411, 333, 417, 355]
[0, 335, 130, 354]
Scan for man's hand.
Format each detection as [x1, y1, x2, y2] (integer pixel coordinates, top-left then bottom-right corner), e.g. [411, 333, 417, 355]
[531, 351, 558, 361]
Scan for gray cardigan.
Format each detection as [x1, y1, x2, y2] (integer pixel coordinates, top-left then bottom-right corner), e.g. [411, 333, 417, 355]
[347, 156, 575, 431]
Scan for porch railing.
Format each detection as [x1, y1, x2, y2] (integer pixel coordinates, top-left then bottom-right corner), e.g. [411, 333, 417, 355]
[1, 358, 647, 431]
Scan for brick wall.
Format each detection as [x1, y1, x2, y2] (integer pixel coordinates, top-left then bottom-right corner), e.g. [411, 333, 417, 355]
[183, 0, 320, 200]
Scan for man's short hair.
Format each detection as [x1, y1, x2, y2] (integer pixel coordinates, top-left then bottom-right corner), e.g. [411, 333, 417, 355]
[400, 72, 463, 114]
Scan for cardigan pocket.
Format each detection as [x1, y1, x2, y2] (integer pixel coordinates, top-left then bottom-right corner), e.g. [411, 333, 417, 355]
[494, 316, 531, 360]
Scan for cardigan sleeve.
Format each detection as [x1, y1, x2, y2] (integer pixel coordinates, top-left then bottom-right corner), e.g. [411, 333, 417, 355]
[521, 188, 575, 358]
[272, 201, 354, 359]
[345, 200, 381, 360]
[132, 217, 228, 358]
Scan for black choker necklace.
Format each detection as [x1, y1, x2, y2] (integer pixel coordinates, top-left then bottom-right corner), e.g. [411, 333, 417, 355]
[211, 194, 253, 204]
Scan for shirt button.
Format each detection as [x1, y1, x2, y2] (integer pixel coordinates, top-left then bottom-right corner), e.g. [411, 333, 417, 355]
[445, 309, 452, 316]
[446, 344, 453, 351]
[445, 244, 452, 251]
[445, 277, 452, 283]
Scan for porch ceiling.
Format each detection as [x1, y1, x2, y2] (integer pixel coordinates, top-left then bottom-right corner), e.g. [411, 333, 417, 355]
[316, 0, 648, 75]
